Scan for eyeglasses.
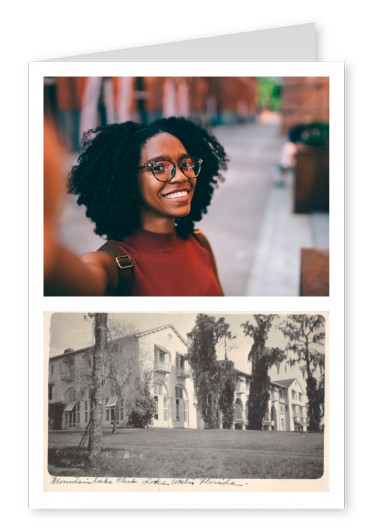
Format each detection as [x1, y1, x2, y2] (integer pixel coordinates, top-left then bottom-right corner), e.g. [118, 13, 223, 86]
[138, 156, 203, 182]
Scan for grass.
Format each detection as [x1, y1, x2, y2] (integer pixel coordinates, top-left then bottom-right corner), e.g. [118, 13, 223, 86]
[48, 428, 324, 479]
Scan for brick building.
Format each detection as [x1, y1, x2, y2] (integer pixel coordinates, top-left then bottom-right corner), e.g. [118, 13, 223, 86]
[280, 77, 330, 135]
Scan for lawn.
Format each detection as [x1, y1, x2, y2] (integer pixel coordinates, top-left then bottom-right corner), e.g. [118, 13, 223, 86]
[48, 428, 324, 479]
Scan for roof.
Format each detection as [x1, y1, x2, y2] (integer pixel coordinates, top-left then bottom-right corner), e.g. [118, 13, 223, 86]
[64, 402, 76, 412]
[50, 323, 187, 359]
[135, 324, 187, 346]
[105, 396, 118, 408]
[272, 378, 304, 393]
[271, 378, 296, 388]
[234, 368, 251, 379]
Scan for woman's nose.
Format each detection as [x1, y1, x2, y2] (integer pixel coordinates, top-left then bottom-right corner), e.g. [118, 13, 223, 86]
[169, 165, 188, 182]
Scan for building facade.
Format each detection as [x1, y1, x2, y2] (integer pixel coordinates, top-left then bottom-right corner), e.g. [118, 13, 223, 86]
[48, 325, 307, 432]
[280, 76, 330, 135]
[232, 373, 308, 432]
[48, 324, 198, 431]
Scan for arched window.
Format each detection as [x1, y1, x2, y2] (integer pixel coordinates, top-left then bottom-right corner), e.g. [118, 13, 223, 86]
[64, 388, 77, 427]
[235, 399, 243, 422]
[175, 386, 188, 423]
[154, 381, 169, 422]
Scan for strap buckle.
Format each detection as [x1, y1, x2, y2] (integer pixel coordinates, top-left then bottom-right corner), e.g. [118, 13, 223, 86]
[115, 255, 133, 269]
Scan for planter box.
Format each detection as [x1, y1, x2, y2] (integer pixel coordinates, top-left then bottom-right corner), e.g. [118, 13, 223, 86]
[300, 248, 329, 296]
[294, 143, 329, 213]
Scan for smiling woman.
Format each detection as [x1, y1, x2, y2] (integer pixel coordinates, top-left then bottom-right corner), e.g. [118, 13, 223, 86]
[44, 117, 228, 296]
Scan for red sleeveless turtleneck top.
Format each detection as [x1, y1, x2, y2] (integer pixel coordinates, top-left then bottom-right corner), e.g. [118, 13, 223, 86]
[113, 229, 223, 296]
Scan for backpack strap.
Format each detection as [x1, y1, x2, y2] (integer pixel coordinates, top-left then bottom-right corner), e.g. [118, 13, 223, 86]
[193, 229, 223, 295]
[97, 240, 134, 296]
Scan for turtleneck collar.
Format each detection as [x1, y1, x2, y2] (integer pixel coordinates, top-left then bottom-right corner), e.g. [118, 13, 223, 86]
[120, 228, 178, 252]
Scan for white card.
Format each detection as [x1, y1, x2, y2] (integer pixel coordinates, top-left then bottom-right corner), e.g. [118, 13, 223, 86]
[29, 25, 345, 510]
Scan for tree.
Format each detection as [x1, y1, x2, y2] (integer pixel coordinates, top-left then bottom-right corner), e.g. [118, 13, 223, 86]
[187, 314, 234, 429]
[128, 371, 155, 428]
[242, 315, 284, 430]
[105, 321, 136, 433]
[280, 314, 325, 432]
[86, 313, 107, 468]
[218, 360, 237, 429]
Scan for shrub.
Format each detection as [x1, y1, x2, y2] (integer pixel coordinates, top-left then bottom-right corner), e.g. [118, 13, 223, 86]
[128, 372, 154, 428]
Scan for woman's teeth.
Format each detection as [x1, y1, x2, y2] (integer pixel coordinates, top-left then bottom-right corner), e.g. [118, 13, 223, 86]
[164, 191, 188, 199]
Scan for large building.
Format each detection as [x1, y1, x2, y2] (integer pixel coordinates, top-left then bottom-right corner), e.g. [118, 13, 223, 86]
[232, 372, 307, 432]
[48, 324, 307, 432]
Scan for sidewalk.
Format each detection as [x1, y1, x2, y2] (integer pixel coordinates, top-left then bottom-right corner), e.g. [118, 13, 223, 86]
[245, 174, 329, 296]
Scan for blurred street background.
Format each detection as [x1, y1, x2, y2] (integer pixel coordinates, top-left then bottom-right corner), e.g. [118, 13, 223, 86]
[45, 76, 330, 296]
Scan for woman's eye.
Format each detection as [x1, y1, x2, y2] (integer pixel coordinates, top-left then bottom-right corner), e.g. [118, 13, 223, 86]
[183, 158, 196, 168]
[153, 162, 167, 173]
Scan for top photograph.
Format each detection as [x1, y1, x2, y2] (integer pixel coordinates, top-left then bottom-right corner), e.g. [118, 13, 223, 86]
[44, 76, 329, 297]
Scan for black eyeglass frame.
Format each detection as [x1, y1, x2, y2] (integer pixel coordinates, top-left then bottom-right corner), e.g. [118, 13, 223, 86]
[138, 156, 203, 182]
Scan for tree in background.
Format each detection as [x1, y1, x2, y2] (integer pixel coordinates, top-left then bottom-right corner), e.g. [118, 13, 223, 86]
[187, 314, 235, 429]
[280, 314, 325, 432]
[257, 77, 282, 112]
[128, 371, 155, 428]
[242, 315, 284, 430]
[87, 313, 107, 468]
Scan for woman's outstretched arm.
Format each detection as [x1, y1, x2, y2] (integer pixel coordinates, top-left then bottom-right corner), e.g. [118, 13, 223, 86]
[44, 118, 118, 296]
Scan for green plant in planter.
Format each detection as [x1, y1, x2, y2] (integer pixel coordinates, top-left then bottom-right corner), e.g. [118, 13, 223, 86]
[300, 122, 329, 147]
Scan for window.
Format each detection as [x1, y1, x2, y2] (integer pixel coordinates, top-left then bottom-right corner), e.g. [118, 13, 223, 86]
[76, 401, 80, 425]
[60, 358, 74, 380]
[154, 396, 159, 420]
[154, 346, 170, 370]
[66, 388, 76, 402]
[64, 402, 77, 427]
[50, 364, 54, 376]
[81, 354, 92, 374]
[105, 396, 121, 424]
[154, 382, 163, 396]
[84, 401, 89, 423]
[175, 387, 184, 421]
[48, 384, 53, 401]
[163, 397, 168, 421]
[67, 409, 76, 427]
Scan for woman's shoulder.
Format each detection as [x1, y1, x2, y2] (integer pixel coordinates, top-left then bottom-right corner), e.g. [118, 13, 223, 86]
[191, 228, 213, 253]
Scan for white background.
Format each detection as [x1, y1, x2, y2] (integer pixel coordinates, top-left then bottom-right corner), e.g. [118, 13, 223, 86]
[2, 0, 372, 526]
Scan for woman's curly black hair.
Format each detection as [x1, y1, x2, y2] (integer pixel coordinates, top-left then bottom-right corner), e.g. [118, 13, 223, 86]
[68, 116, 228, 240]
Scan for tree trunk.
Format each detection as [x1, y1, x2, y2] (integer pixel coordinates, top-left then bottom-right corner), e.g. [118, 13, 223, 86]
[87, 313, 107, 468]
[112, 397, 119, 434]
[304, 339, 320, 431]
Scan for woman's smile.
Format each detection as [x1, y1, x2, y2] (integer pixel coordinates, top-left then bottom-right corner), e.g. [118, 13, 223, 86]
[162, 187, 191, 200]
